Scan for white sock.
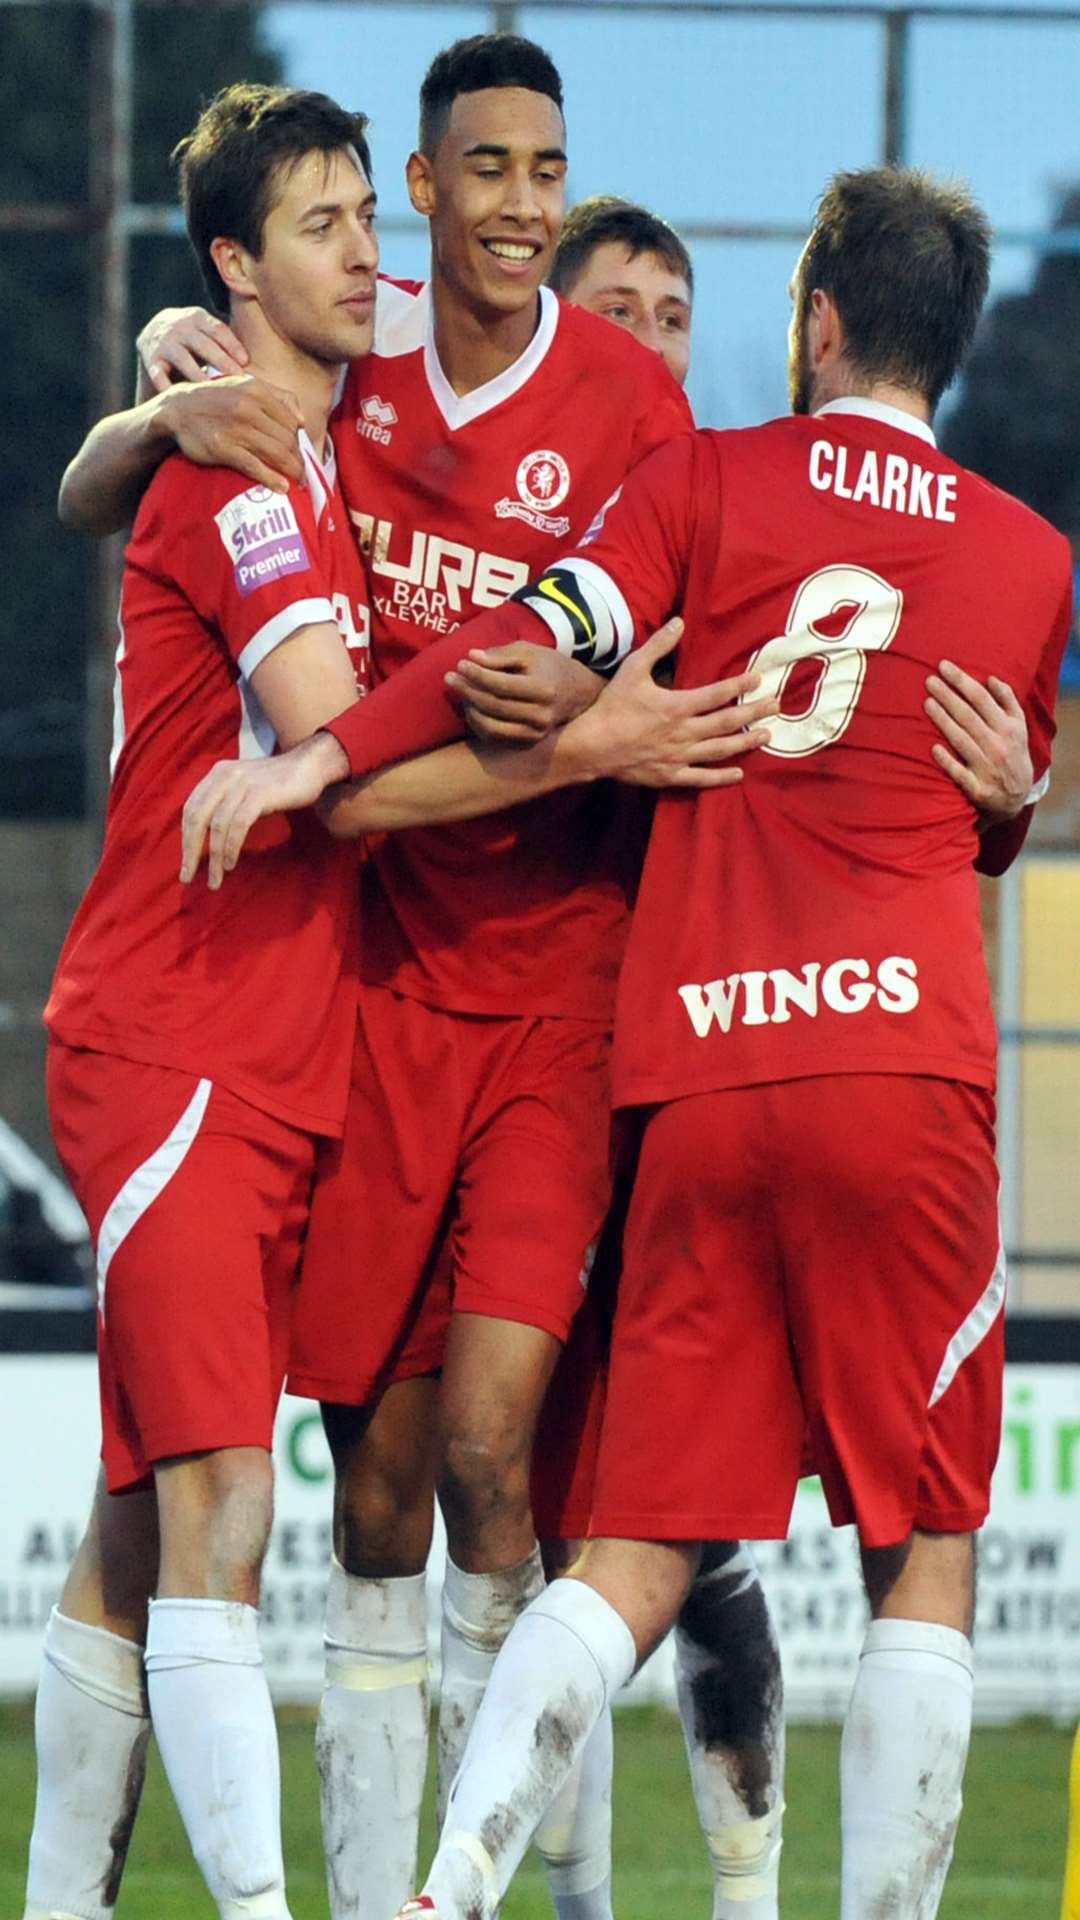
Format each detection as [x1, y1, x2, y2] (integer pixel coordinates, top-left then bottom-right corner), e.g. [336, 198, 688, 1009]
[437, 1546, 545, 1820]
[23, 1607, 150, 1920]
[144, 1597, 292, 1920]
[316, 1561, 429, 1920]
[841, 1617, 974, 1920]
[533, 1709, 614, 1920]
[424, 1579, 636, 1920]
[675, 1543, 785, 1919]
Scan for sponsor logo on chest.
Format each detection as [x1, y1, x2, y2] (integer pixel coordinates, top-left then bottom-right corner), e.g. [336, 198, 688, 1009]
[214, 487, 309, 598]
[350, 509, 529, 632]
[677, 954, 920, 1037]
[495, 449, 572, 538]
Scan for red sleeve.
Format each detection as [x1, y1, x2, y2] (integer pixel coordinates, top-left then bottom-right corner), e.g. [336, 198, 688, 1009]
[321, 433, 704, 779]
[975, 558, 1072, 877]
[321, 604, 556, 777]
[140, 460, 335, 676]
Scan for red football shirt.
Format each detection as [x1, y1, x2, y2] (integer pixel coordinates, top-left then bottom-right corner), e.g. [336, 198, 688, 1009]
[459, 398, 1071, 1103]
[46, 436, 369, 1136]
[329, 279, 692, 1021]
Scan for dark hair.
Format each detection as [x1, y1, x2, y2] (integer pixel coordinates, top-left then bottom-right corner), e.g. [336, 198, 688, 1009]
[549, 195, 694, 298]
[174, 83, 373, 313]
[419, 33, 563, 155]
[798, 168, 991, 408]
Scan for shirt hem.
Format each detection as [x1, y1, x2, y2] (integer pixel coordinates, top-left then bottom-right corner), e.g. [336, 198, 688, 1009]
[360, 972, 614, 1027]
[612, 1052, 996, 1109]
[45, 1022, 344, 1138]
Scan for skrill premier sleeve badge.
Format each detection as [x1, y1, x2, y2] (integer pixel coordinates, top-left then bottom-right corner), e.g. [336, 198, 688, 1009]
[214, 486, 311, 598]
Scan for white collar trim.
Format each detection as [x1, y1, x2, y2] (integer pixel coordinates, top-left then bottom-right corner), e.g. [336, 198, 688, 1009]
[423, 285, 560, 432]
[299, 428, 336, 525]
[815, 396, 937, 448]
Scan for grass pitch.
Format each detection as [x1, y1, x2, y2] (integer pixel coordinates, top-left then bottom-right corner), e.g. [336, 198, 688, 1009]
[0, 1703, 1068, 1916]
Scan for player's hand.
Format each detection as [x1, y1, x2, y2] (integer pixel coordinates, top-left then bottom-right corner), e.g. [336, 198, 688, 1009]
[446, 642, 602, 742]
[138, 305, 249, 392]
[157, 376, 306, 493]
[180, 734, 350, 890]
[567, 618, 776, 787]
[925, 660, 1033, 821]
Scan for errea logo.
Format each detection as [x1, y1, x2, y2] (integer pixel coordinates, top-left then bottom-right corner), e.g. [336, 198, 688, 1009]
[357, 394, 397, 446]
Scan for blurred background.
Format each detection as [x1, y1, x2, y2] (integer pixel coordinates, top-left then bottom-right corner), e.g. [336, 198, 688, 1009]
[0, 2, 1078, 1905]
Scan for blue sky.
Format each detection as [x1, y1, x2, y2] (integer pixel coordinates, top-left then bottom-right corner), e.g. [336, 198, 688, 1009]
[268, 2, 1080, 428]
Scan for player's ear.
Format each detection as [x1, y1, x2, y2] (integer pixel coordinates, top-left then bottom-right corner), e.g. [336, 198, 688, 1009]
[210, 234, 257, 303]
[808, 287, 842, 370]
[406, 149, 436, 220]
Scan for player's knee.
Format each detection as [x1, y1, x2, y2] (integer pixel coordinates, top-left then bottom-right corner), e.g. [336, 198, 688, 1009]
[335, 1461, 433, 1577]
[438, 1425, 531, 1539]
[158, 1447, 275, 1596]
[861, 1526, 976, 1633]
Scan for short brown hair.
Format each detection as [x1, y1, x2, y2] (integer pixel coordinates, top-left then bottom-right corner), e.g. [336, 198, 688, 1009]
[549, 196, 693, 299]
[799, 168, 991, 408]
[175, 83, 373, 313]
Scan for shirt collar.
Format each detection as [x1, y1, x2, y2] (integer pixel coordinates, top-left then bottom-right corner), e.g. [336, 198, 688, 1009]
[814, 395, 937, 448]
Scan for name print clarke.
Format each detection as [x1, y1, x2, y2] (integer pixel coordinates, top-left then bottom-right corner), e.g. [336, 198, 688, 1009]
[808, 438, 958, 524]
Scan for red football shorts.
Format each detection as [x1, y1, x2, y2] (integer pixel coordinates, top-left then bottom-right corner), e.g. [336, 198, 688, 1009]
[289, 986, 612, 1406]
[529, 1116, 640, 1539]
[47, 1044, 316, 1494]
[592, 1074, 1004, 1549]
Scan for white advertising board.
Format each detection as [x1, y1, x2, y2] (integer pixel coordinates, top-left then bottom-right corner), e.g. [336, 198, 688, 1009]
[1, 1355, 1077, 1721]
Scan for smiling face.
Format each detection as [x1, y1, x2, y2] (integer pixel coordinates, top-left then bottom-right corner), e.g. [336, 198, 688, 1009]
[218, 145, 379, 366]
[408, 86, 567, 320]
[563, 240, 692, 386]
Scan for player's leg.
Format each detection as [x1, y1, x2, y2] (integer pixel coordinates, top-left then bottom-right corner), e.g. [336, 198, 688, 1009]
[675, 1541, 785, 1920]
[532, 1133, 786, 1920]
[434, 1310, 559, 1813]
[530, 1173, 621, 1920]
[23, 1469, 157, 1920]
[432, 1017, 613, 1854]
[290, 987, 462, 1920]
[415, 1538, 695, 1920]
[842, 1529, 976, 1920]
[409, 1090, 805, 1919]
[51, 1051, 313, 1920]
[316, 1378, 440, 1920]
[775, 1074, 1002, 1920]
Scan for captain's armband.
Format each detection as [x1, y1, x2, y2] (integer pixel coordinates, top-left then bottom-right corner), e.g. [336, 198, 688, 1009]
[509, 559, 634, 675]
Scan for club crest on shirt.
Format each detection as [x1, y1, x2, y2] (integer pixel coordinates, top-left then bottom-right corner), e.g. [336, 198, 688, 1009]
[214, 487, 309, 599]
[494, 448, 571, 538]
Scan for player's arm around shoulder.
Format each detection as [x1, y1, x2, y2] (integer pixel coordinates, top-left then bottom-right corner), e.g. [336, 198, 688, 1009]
[58, 304, 307, 537]
[927, 527, 1073, 874]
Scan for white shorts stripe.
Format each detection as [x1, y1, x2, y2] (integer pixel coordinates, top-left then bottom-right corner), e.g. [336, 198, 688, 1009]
[928, 1238, 1006, 1409]
[95, 1078, 213, 1322]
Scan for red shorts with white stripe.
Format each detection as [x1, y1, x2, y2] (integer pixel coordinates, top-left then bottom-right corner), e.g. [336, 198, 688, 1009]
[47, 1043, 316, 1493]
[592, 1075, 1004, 1549]
[289, 985, 612, 1407]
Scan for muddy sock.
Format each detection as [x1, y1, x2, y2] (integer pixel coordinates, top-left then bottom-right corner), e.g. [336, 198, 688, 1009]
[437, 1547, 545, 1820]
[841, 1618, 973, 1919]
[674, 1542, 784, 1919]
[24, 1608, 150, 1920]
[316, 1561, 429, 1920]
[424, 1580, 635, 1920]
